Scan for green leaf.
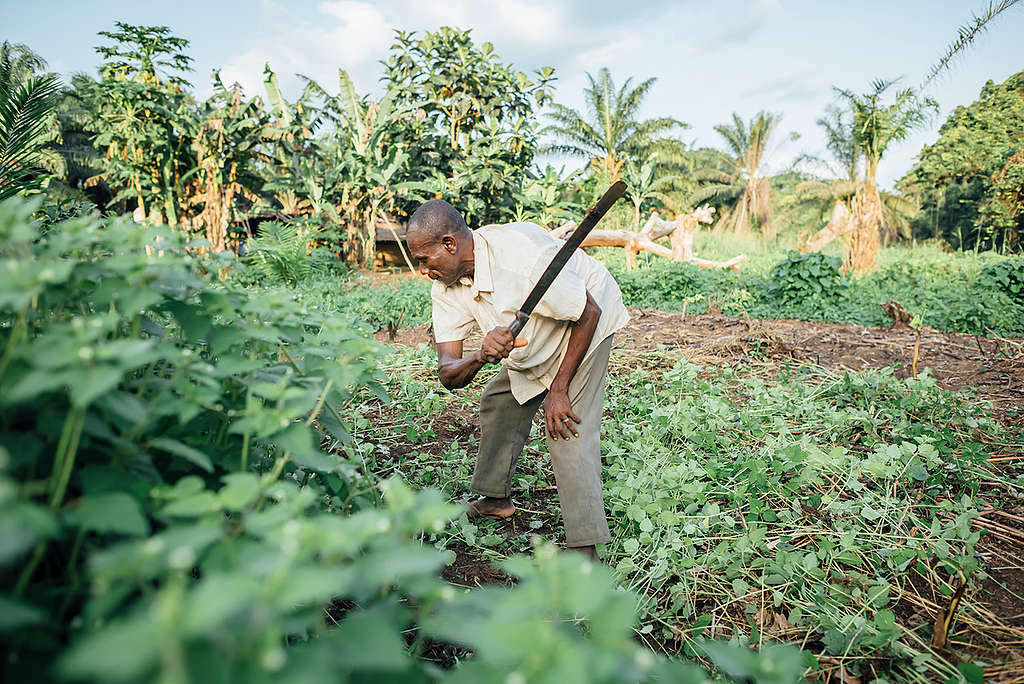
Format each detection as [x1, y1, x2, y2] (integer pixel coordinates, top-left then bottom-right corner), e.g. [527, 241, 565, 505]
[149, 437, 213, 472]
[161, 491, 220, 517]
[0, 595, 46, 631]
[58, 617, 160, 681]
[180, 573, 261, 636]
[956, 661, 985, 684]
[218, 473, 260, 511]
[65, 493, 150, 536]
[68, 365, 125, 407]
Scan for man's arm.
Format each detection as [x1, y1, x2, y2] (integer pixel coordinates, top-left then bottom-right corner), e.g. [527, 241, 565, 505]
[437, 328, 519, 390]
[545, 291, 601, 440]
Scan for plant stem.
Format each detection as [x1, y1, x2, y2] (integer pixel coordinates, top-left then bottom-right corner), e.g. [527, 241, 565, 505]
[0, 306, 29, 381]
[49, 405, 86, 509]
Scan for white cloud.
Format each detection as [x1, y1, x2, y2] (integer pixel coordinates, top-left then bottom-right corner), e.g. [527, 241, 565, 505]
[217, 0, 573, 100]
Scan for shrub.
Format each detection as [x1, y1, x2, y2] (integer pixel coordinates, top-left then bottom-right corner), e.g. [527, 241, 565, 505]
[768, 251, 845, 304]
[1, 197, 792, 682]
[976, 257, 1024, 306]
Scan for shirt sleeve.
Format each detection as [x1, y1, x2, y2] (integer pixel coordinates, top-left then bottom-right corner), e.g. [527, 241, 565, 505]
[528, 248, 587, 322]
[431, 284, 476, 343]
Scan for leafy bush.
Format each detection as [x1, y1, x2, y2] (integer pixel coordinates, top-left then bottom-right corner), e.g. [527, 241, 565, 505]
[768, 251, 845, 304]
[0, 198, 799, 682]
[977, 257, 1024, 306]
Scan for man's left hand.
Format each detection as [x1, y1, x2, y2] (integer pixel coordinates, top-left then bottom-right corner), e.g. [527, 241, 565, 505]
[544, 388, 581, 440]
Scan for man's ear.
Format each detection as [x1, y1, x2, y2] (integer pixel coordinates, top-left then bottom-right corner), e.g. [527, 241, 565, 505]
[441, 235, 457, 254]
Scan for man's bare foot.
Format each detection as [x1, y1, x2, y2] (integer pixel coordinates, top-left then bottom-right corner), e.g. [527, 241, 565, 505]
[466, 496, 516, 520]
[570, 544, 599, 561]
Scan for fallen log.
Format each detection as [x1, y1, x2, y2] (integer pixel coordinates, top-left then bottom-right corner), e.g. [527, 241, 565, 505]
[552, 206, 745, 270]
[802, 200, 853, 253]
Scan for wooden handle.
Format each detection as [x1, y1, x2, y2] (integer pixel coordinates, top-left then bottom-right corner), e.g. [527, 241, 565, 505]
[513, 338, 527, 348]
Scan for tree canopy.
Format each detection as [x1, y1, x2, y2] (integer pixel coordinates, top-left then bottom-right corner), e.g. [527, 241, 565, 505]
[901, 70, 1024, 252]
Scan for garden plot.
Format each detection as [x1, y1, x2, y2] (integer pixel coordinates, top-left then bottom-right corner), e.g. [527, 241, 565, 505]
[360, 311, 1024, 682]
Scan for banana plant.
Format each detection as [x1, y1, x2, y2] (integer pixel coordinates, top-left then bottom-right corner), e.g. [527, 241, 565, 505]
[259, 66, 326, 215]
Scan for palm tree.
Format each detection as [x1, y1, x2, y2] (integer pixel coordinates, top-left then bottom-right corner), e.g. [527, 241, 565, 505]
[799, 101, 916, 252]
[694, 111, 791, 238]
[834, 80, 935, 272]
[0, 42, 48, 94]
[621, 161, 679, 229]
[542, 68, 685, 180]
[0, 42, 61, 200]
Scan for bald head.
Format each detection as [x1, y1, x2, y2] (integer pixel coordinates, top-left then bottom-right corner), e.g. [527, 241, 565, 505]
[407, 199, 470, 244]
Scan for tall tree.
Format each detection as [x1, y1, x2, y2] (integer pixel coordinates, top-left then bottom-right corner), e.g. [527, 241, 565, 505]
[83, 23, 196, 224]
[542, 68, 685, 180]
[382, 28, 554, 226]
[900, 71, 1024, 252]
[693, 111, 791, 238]
[836, 80, 935, 272]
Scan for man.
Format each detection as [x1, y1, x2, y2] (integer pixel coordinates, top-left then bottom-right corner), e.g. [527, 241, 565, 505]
[405, 200, 629, 560]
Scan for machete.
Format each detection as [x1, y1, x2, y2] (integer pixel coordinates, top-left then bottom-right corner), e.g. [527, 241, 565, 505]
[507, 179, 627, 340]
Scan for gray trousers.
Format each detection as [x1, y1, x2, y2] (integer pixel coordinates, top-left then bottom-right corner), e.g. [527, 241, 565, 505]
[471, 335, 613, 547]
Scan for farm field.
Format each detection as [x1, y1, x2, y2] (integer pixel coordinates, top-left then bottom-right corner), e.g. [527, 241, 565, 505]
[364, 305, 1024, 682]
[4, 5, 1024, 683]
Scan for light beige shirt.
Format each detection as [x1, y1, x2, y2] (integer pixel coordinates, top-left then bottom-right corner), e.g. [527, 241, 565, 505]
[431, 222, 630, 404]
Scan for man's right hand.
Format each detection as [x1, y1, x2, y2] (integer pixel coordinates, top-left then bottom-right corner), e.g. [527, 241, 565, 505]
[478, 326, 516, 364]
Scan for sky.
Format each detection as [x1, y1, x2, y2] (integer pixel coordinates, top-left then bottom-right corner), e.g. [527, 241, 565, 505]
[5, 0, 1023, 189]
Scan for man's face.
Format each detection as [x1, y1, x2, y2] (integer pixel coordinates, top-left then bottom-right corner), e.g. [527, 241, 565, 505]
[408, 232, 463, 286]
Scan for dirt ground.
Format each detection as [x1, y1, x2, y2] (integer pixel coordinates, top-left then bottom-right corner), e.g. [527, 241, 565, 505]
[373, 308, 1024, 675]
[379, 308, 1024, 424]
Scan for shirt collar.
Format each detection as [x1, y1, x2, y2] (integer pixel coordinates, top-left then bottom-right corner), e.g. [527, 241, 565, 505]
[467, 231, 492, 298]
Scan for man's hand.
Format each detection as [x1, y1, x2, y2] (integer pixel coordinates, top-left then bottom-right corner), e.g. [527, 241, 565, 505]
[478, 326, 524, 364]
[544, 388, 581, 440]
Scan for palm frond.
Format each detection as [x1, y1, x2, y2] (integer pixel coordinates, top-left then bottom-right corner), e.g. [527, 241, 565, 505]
[0, 73, 61, 200]
[921, 0, 1022, 91]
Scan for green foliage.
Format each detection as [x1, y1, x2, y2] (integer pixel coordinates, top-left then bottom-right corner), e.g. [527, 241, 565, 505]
[378, 345, 1016, 683]
[976, 256, 1024, 305]
[542, 67, 686, 180]
[5, 197, 771, 682]
[769, 251, 845, 303]
[382, 27, 555, 226]
[242, 219, 340, 286]
[901, 70, 1024, 252]
[0, 63, 61, 199]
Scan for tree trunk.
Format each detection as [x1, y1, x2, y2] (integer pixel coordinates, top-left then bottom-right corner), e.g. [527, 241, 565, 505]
[551, 207, 744, 270]
[802, 200, 853, 253]
[844, 161, 882, 274]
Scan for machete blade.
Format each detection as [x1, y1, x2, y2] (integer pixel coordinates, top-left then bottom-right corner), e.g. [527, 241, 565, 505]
[508, 180, 627, 337]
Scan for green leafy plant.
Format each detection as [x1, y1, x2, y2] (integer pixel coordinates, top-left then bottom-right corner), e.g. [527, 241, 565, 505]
[769, 251, 846, 303]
